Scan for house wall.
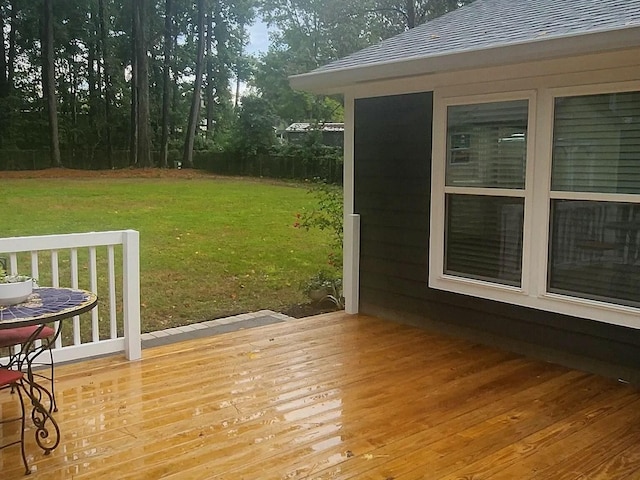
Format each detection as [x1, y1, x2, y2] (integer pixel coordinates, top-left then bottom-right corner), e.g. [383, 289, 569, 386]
[352, 50, 640, 381]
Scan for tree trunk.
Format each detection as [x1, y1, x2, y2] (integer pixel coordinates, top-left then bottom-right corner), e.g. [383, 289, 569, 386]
[0, 7, 7, 98]
[98, 0, 113, 168]
[129, 2, 138, 166]
[205, 12, 214, 140]
[70, 49, 78, 148]
[160, 0, 173, 168]
[135, 0, 151, 167]
[88, 24, 97, 125]
[171, 32, 178, 136]
[406, 0, 416, 29]
[7, 0, 16, 91]
[234, 71, 241, 110]
[0, 4, 7, 148]
[234, 15, 246, 110]
[43, 0, 62, 168]
[182, 0, 205, 169]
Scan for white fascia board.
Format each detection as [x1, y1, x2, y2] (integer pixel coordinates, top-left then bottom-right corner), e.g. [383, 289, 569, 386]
[289, 26, 640, 94]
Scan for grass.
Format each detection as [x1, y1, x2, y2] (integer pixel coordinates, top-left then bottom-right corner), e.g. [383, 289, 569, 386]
[2, 172, 336, 332]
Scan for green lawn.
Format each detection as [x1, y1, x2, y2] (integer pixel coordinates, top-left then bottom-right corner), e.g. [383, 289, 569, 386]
[2, 174, 335, 332]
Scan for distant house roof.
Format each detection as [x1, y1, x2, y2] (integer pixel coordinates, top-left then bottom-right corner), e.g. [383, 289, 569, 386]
[290, 0, 640, 93]
[285, 123, 344, 133]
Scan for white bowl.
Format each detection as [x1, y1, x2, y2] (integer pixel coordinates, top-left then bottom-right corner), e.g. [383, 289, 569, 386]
[0, 279, 34, 306]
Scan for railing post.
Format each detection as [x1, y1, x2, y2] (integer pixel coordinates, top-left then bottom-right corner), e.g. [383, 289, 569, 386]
[344, 214, 360, 314]
[122, 230, 142, 360]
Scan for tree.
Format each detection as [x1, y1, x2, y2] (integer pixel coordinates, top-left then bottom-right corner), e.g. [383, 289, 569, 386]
[0, 0, 297, 170]
[99, 0, 114, 167]
[254, 0, 474, 126]
[129, 2, 138, 166]
[159, 0, 173, 168]
[204, 0, 256, 145]
[364, 0, 475, 35]
[182, 0, 206, 168]
[0, 3, 7, 99]
[42, 0, 61, 167]
[253, 49, 343, 126]
[133, 0, 151, 167]
[230, 94, 276, 159]
[7, 0, 16, 93]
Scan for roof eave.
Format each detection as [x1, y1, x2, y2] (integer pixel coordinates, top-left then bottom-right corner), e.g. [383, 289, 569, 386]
[289, 26, 640, 94]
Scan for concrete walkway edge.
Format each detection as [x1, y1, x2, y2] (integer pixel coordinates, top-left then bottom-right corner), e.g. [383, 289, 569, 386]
[141, 310, 295, 349]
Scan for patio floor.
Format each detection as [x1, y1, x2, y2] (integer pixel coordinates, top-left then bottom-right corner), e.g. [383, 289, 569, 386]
[2, 311, 640, 479]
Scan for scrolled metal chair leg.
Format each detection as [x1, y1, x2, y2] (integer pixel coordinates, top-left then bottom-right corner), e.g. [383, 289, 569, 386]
[0, 369, 31, 475]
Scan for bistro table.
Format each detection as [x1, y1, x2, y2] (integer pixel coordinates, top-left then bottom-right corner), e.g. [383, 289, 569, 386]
[0, 287, 97, 454]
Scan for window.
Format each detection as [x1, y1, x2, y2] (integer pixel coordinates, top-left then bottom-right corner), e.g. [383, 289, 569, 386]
[445, 195, 524, 286]
[444, 100, 528, 286]
[431, 86, 640, 326]
[549, 91, 640, 308]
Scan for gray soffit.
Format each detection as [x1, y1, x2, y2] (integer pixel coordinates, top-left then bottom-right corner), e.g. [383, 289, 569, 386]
[290, 0, 640, 93]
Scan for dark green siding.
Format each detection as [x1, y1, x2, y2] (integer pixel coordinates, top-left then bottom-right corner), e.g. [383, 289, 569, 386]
[353, 93, 640, 380]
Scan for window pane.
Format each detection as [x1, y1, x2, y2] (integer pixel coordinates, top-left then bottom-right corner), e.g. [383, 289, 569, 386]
[549, 200, 640, 307]
[445, 194, 523, 286]
[446, 100, 528, 189]
[552, 91, 640, 194]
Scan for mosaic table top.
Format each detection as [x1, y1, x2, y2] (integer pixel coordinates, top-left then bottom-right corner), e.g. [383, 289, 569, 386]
[0, 287, 98, 328]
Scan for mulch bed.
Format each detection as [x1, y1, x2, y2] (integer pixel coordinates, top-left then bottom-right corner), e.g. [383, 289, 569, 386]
[281, 300, 341, 318]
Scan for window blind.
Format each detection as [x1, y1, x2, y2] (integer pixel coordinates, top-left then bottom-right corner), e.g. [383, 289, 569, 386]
[549, 91, 640, 307]
[445, 195, 524, 286]
[552, 91, 640, 194]
[446, 100, 528, 189]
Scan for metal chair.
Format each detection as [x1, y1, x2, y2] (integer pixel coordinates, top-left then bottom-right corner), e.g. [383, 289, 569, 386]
[0, 368, 30, 475]
[0, 325, 57, 412]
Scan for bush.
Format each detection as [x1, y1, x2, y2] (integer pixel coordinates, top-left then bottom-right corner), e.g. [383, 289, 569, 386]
[295, 178, 344, 307]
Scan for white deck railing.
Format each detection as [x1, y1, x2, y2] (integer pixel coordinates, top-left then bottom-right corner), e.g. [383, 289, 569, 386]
[0, 230, 141, 362]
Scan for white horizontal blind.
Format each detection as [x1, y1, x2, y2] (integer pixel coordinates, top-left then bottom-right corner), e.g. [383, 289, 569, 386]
[444, 100, 529, 287]
[552, 91, 640, 194]
[549, 90, 640, 307]
[446, 100, 528, 189]
[445, 195, 524, 286]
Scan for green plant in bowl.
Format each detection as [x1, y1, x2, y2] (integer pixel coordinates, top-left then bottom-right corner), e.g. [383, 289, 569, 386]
[0, 266, 35, 306]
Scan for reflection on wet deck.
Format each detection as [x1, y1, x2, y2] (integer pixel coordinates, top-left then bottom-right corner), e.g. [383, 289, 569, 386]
[2, 312, 640, 479]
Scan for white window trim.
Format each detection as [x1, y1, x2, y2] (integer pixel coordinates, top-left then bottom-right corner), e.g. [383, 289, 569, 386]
[430, 89, 537, 295]
[430, 82, 640, 330]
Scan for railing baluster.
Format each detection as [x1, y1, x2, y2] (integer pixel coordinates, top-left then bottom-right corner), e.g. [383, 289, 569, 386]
[30, 251, 43, 349]
[51, 250, 62, 349]
[50, 250, 60, 288]
[108, 245, 117, 340]
[9, 253, 18, 275]
[30, 251, 39, 281]
[89, 247, 99, 343]
[70, 248, 81, 346]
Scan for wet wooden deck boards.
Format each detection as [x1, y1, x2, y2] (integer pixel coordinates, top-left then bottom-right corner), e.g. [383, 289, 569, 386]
[2, 312, 640, 479]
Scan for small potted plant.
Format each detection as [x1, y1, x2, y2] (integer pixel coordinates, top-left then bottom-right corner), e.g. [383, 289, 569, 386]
[0, 266, 35, 306]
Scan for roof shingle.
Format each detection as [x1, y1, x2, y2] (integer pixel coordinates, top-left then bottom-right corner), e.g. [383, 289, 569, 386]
[314, 0, 640, 74]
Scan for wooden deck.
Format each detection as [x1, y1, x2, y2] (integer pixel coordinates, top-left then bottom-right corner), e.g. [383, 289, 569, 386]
[2, 312, 640, 479]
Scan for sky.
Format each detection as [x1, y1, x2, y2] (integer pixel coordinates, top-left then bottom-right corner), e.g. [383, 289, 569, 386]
[246, 19, 271, 55]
